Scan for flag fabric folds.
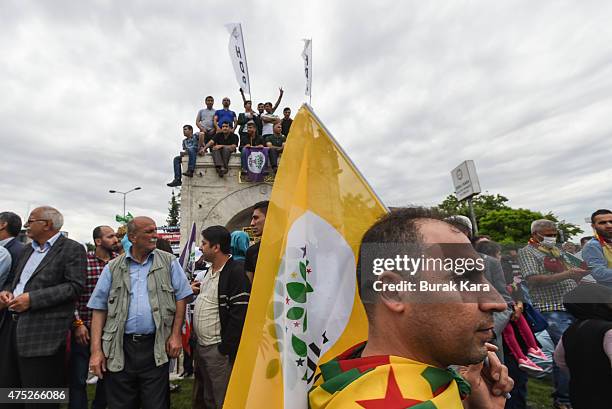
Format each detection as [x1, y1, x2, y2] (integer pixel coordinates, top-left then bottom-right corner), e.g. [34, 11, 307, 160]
[301, 39, 312, 98]
[224, 104, 387, 409]
[226, 23, 251, 96]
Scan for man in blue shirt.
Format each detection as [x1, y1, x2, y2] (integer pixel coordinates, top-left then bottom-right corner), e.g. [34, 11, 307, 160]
[213, 97, 237, 134]
[582, 209, 612, 288]
[88, 216, 192, 409]
[167, 124, 200, 187]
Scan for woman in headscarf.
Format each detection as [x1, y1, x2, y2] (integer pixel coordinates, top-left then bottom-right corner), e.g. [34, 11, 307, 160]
[554, 283, 612, 409]
[230, 230, 250, 262]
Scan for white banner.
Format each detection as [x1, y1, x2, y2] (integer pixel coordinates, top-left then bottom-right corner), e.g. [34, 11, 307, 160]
[226, 23, 251, 96]
[301, 39, 312, 97]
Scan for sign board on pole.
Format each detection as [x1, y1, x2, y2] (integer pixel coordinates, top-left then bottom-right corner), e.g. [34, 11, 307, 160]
[451, 160, 481, 201]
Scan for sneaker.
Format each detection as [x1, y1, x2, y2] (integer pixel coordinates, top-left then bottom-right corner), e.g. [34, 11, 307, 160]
[527, 347, 548, 360]
[182, 170, 194, 177]
[517, 357, 544, 372]
[86, 375, 98, 385]
[167, 180, 181, 187]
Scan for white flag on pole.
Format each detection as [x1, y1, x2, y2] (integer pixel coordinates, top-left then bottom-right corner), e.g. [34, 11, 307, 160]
[301, 39, 312, 97]
[226, 23, 251, 96]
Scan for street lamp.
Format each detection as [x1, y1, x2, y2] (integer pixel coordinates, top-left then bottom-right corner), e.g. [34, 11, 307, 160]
[109, 187, 142, 218]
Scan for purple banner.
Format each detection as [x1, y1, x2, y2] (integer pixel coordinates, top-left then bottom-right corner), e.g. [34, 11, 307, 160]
[244, 147, 269, 182]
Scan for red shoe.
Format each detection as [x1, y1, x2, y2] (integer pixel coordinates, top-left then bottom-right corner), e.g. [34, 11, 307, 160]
[527, 347, 548, 360]
[518, 357, 544, 372]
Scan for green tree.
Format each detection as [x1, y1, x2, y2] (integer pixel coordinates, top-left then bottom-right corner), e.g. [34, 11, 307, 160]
[85, 242, 95, 252]
[436, 193, 510, 221]
[436, 193, 583, 243]
[167, 191, 180, 226]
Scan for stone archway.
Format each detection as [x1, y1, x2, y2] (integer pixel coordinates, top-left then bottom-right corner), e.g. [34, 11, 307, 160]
[179, 153, 272, 247]
[225, 207, 254, 232]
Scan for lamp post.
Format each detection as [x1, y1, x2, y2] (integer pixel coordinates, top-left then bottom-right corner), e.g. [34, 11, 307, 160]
[109, 187, 142, 219]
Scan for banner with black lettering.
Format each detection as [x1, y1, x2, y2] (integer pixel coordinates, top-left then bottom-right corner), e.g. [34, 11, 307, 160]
[301, 39, 312, 98]
[226, 23, 251, 96]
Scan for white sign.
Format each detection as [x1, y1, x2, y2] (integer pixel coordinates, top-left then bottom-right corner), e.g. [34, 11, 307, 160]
[451, 160, 481, 201]
[226, 23, 251, 96]
[301, 39, 312, 97]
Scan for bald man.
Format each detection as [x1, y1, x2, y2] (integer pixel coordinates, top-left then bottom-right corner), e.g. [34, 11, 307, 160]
[0, 206, 86, 406]
[88, 217, 192, 409]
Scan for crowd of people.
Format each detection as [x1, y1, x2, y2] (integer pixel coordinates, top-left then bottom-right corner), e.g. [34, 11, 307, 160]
[167, 90, 292, 187]
[0, 204, 610, 409]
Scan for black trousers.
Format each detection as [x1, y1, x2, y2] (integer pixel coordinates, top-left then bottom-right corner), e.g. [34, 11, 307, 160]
[268, 148, 282, 169]
[0, 313, 66, 409]
[211, 147, 233, 170]
[104, 335, 169, 409]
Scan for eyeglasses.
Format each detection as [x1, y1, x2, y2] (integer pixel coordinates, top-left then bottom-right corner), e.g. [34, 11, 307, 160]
[25, 219, 48, 225]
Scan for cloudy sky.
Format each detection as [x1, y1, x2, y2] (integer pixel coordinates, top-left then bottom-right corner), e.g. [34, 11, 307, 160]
[2, 0, 612, 243]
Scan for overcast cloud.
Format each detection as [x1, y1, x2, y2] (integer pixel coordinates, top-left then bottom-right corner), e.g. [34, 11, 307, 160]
[2, 0, 612, 242]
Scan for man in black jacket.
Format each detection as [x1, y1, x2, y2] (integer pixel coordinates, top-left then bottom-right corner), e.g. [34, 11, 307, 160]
[0, 206, 86, 406]
[191, 225, 250, 409]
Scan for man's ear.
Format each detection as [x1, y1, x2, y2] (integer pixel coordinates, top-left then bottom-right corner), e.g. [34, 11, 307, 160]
[378, 271, 406, 313]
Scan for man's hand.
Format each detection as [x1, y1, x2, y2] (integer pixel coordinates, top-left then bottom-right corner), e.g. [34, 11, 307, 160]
[0, 291, 14, 309]
[458, 344, 513, 409]
[191, 281, 201, 295]
[198, 148, 207, 156]
[89, 349, 107, 379]
[74, 325, 90, 345]
[511, 302, 523, 322]
[279, 86, 284, 94]
[166, 333, 182, 358]
[568, 267, 588, 281]
[8, 293, 30, 312]
[213, 145, 222, 151]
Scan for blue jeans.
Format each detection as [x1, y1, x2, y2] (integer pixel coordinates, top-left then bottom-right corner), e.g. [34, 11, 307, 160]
[541, 310, 574, 405]
[173, 148, 197, 180]
[68, 337, 107, 409]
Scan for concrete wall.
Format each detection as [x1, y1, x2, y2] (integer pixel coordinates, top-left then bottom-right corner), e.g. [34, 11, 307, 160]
[179, 153, 272, 246]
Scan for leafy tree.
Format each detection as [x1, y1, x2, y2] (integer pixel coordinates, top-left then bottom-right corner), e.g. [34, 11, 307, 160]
[85, 242, 95, 252]
[437, 193, 510, 221]
[436, 193, 583, 243]
[167, 191, 180, 227]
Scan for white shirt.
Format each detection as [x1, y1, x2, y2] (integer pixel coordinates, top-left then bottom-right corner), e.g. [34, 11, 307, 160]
[192, 257, 230, 346]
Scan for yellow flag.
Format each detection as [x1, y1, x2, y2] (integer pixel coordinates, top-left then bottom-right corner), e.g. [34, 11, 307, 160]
[225, 104, 388, 409]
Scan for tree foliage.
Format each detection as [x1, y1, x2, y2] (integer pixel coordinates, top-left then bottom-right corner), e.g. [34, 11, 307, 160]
[167, 191, 180, 227]
[436, 193, 583, 243]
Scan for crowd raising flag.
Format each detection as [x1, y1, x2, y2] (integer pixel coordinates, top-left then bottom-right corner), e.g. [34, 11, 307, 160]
[224, 104, 388, 409]
[302, 39, 312, 101]
[226, 23, 251, 96]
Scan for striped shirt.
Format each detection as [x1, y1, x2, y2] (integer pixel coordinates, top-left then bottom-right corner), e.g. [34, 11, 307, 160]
[193, 257, 230, 346]
[518, 244, 577, 313]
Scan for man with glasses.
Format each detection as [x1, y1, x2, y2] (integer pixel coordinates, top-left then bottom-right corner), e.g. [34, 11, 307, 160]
[0, 206, 86, 403]
[582, 209, 612, 288]
[518, 219, 588, 409]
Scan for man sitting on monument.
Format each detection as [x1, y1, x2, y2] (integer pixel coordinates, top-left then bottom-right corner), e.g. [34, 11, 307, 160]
[265, 123, 286, 173]
[208, 122, 238, 177]
[309, 207, 514, 409]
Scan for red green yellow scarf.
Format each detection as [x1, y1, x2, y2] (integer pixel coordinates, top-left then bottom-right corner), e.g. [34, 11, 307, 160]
[594, 232, 612, 268]
[308, 342, 470, 409]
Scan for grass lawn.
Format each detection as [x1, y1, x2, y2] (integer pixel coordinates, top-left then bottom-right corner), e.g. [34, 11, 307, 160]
[66, 376, 553, 408]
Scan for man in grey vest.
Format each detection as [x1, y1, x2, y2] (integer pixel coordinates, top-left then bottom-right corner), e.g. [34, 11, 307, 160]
[88, 216, 192, 409]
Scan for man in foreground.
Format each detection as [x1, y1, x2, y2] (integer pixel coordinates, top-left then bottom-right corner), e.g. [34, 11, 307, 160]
[191, 226, 250, 409]
[88, 216, 192, 409]
[0, 206, 86, 405]
[309, 207, 513, 409]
